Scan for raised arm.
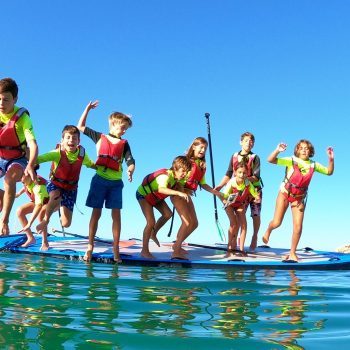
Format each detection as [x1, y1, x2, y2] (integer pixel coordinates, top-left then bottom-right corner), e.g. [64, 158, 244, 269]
[267, 143, 287, 164]
[77, 100, 99, 132]
[326, 146, 334, 175]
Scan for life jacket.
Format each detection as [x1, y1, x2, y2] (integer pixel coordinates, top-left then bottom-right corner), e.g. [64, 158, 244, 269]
[0, 108, 29, 160]
[95, 135, 126, 171]
[232, 152, 263, 188]
[185, 161, 205, 191]
[141, 169, 173, 206]
[283, 158, 315, 203]
[227, 179, 251, 208]
[50, 145, 85, 191]
[24, 175, 48, 203]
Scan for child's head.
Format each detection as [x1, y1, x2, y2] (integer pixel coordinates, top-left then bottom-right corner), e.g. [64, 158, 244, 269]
[61, 125, 80, 152]
[240, 132, 255, 153]
[294, 140, 315, 159]
[234, 161, 248, 180]
[186, 137, 208, 160]
[109, 112, 132, 138]
[171, 155, 192, 180]
[0, 78, 18, 114]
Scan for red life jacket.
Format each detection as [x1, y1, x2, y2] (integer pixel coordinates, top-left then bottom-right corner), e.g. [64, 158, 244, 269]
[141, 169, 172, 206]
[24, 175, 48, 203]
[50, 145, 85, 191]
[95, 135, 126, 171]
[227, 180, 250, 208]
[185, 161, 205, 191]
[0, 108, 29, 160]
[232, 152, 255, 177]
[283, 158, 315, 203]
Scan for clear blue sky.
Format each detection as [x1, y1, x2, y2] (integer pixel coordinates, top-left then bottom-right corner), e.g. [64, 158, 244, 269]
[2, 0, 348, 251]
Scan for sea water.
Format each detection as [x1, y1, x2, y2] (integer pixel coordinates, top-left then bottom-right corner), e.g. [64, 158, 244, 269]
[0, 252, 349, 349]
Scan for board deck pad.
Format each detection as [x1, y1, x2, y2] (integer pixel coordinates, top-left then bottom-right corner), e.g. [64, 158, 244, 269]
[1, 233, 350, 270]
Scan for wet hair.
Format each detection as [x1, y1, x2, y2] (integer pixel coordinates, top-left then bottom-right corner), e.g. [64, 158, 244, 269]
[61, 125, 80, 138]
[171, 156, 192, 172]
[109, 112, 133, 128]
[0, 77, 18, 98]
[240, 131, 255, 143]
[294, 139, 315, 158]
[185, 136, 208, 170]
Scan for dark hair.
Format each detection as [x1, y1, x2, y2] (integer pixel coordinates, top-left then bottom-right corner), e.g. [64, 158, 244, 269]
[294, 139, 315, 158]
[234, 161, 248, 172]
[61, 125, 80, 138]
[240, 131, 255, 143]
[0, 77, 18, 98]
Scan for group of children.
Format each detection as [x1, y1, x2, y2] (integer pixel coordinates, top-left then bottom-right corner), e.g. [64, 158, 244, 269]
[0, 77, 335, 263]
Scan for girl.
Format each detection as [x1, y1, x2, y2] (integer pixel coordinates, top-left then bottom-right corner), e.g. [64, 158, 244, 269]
[171, 137, 222, 260]
[222, 162, 258, 256]
[262, 140, 334, 262]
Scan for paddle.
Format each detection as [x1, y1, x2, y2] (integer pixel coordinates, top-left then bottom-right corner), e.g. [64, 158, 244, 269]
[204, 113, 225, 242]
[167, 206, 176, 237]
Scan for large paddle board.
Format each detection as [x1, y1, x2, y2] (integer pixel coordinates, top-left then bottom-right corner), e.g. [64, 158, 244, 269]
[1, 233, 350, 270]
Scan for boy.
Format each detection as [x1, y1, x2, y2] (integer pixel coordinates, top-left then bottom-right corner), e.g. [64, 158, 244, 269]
[77, 101, 135, 263]
[136, 156, 191, 259]
[215, 132, 262, 251]
[0, 78, 38, 235]
[16, 172, 51, 249]
[36, 125, 95, 249]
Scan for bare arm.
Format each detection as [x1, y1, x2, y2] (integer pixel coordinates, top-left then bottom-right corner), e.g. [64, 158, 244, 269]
[77, 100, 99, 133]
[214, 175, 230, 191]
[326, 147, 334, 175]
[158, 187, 189, 202]
[267, 143, 287, 164]
[15, 187, 26, 198]
[25, 139, 39, 181]
[201, 184, 224, 200]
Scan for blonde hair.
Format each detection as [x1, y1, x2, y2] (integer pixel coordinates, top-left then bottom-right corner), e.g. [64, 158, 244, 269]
[109, 112, 132, 129]
[171, 156, 192, 172]
[294, 139, 315, 158]
[185, 137, 207, 171]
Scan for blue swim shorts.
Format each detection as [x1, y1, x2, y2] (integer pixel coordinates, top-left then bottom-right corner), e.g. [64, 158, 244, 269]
[86, 174, 124, 209]
[136, 190, 145, 201]
[0, 156, 28, 178]
[47, 181, 77, 212]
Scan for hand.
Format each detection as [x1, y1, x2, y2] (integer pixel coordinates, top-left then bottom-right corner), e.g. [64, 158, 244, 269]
[18, 223, 31, 233]
[24, 164, 36, 182]
[127, 168, 133, 182]
[179, 192, 189, 202]
[276, 143, 287, 153]
[87, 100, 99, 111]
[327, 146, 334, 160]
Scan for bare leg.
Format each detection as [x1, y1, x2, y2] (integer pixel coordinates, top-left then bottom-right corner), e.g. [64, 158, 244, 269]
[287, 202, 305, 261]
[84, 208, 102, 262]
[16, 202, 36, 247]
[1, 165, 23, 235]
[111, 208, 121, 263]
[171, 196, 197, 259]
[249, 216, 261, 251]
[151, 202, 173, 246]
[225, 207, 239, 256]
[237, 209, 247, 252]
[262, 192, 289, 244]
[139, 199, 157, 259]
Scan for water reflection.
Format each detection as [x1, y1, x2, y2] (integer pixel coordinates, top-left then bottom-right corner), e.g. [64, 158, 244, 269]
[0, 253, 346, 349]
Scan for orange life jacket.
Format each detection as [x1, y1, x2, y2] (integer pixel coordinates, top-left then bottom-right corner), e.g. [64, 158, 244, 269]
[185, 161, 205, 191]
[226, 180, 251, 208]
[50, 145, 85, 191]
[95, 135, 126, 171]
[0, 108, 29, 160]
[141, 169, 172, 206]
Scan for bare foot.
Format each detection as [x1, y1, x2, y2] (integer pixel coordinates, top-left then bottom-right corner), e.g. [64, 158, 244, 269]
[262, 231, 270, 244]
[113, 246, 121, 263]
[0, 221, 10, 236]
[171, 251, 188, 260]
[249, 235, 258, 251]
[150, 231, 160, 247]
[83, 249, 93, 262]
[140, 250, 155, 259]
[283, 253, 299, 262]
[172, 244, 188, 255]
[40, 243, 49, 251]
[21, 237, 36, 248]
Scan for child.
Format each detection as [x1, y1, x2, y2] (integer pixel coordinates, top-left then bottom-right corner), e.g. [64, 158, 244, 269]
[0, 78, 38, 235]
[215, 132, 262, 251]
[16, 172, 52, 249]
[77, 101, 135, 263]
[171, 137, 223, 259]
[136, 156, 192, 259]
[221, 162, 259, 256]
[262, 140, 334, 262]
[36, 125, 95, 248]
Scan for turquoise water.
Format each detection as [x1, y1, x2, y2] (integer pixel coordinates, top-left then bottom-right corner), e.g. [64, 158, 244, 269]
[0, 253, 349, 349]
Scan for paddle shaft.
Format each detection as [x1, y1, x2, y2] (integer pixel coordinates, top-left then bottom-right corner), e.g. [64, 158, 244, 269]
[167, 206, 176, 237]
[205, 113, 219, 221]
[51, 228, 113, 245]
